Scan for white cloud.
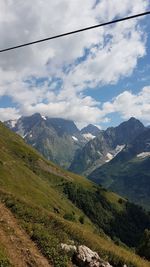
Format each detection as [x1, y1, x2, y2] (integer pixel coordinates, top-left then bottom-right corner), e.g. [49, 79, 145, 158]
[0, 0, 149, 125]
[61, 24, 146, 92]
[0, 107, 20, 121]
[102, 86, 150, 122]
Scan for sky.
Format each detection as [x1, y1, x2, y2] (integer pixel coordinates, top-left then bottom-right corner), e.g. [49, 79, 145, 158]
[0, 0, 150, 129]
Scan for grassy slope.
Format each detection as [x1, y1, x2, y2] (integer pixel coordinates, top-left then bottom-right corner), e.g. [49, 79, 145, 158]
[0, 122, 119, 218]
[0, 122, 150, 267]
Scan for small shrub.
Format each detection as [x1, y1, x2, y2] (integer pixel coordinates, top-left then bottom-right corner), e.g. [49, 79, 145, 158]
[118, 198, 123, 204]
[79, 215, 85, 224]
[0, 259, 11, 267]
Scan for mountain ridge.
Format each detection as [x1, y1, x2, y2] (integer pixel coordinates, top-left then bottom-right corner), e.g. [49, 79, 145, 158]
[5, 113, 87, 169]
[5, 115, 147, 178]
[69, 117, 145, 175]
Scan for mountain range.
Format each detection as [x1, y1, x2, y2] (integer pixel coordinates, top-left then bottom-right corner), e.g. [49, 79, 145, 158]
[4, 114, 150, 210]
[5, 113, 102, 169]
[69, 117, 145, 175]
[0, 121, 150, 267]
[5, 114, 145, 173]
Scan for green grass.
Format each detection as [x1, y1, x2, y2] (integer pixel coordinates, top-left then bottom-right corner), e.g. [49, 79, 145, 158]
[0, 122, 150, 267]
[1, 191, 150, 267]
[0, 244, 11, 267]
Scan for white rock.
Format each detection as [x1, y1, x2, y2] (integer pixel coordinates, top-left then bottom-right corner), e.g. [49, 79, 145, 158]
[75, 245, 113, 267]
[61, 243, 77, 253]
[61, 244, 113, 267]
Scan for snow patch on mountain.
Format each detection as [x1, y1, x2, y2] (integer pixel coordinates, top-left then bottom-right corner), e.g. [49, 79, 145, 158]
[105, 145, 125, 163]
[41, 115, 47, 120]
[72, 136, 78, 142]
[23, 133, 28, 138]
[115, 144, 125, 154]
[7, 120, 17, 128]
[105, 153, 113, 162]
[11, 120, 17, 128]
[137, 152, 150, 159]
[16, 122, 25, 138]
[83, 133, 96, 141]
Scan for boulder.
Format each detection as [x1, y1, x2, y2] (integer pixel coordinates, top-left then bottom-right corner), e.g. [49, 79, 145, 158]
[61, 243, 128, 267]
[73, 245, 112, 267]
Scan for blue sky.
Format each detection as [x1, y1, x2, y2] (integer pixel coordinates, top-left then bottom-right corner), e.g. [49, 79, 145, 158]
[88, 15, 150, 128]
[0, 0, 150, 128]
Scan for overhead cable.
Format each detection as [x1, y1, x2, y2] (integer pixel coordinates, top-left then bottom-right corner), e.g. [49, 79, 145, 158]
[0, 11, 150, 53]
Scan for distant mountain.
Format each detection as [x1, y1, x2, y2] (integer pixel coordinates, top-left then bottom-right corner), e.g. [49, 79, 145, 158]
[104, 117, 145, 147]
[70, 117, 145, 175]
[80, 124, 101, 141]
[89, 128, 150, 210]
[5, 115, 146, 177]
[5, 113, 87, 169]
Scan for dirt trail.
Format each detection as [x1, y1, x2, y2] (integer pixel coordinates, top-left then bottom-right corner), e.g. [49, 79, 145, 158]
[0, 203, 52, 267]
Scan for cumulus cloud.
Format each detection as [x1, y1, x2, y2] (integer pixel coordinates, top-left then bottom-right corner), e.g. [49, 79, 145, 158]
[0, 107, 20, 121]
[102, 86, 150, 122]
[0, 0, 149, 125]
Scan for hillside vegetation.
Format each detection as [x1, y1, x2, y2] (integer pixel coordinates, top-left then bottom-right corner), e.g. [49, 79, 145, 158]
[0, 122, 150, 267]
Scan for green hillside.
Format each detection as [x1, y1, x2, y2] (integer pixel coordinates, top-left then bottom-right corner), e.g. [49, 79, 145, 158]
[0, 122, 150, 267]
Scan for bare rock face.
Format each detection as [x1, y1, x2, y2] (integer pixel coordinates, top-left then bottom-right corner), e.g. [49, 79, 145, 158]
[73, 245, 112, 267]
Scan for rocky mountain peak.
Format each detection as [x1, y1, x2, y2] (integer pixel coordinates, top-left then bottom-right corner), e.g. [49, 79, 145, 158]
[70, 117, 146, 175]
[81, 124, 101, 141]
[81, 124, 101, 135]
[4, 113, 87, 169]
[46, 117, 79, 136]
[118, 117, 144, 130]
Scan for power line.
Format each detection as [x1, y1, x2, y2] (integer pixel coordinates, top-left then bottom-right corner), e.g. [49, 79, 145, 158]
[0, 11, 150, 53]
